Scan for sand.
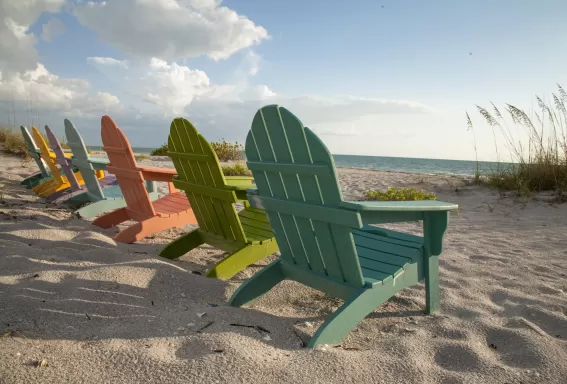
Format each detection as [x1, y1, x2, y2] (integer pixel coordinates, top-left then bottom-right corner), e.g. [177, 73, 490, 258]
[1, 150, 567, 384]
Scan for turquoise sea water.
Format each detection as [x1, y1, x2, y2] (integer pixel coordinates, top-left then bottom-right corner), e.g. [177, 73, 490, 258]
[90, 146, 504, 177]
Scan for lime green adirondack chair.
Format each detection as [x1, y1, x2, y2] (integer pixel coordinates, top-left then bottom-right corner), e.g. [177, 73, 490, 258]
[159, 118, 278, 279]
[229, 105, 458, 347]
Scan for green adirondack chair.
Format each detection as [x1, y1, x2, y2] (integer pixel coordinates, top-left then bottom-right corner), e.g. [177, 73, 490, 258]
[64, 119, 159, 218]
[159, 118, 278, 279]
[19, 126, 52, 188]
[229, 105, 458, 347]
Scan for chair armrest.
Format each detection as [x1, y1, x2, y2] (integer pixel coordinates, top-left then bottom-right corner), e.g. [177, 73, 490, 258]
[87, 157, 110, 170]
[139, 166, 178, 193]
[224, 176, 255, 189]
[138, 166, 177, 182]
[339, 200, 458, 212]
[342, 201, 455, 256]
[88, 157, 110, 165]
[225, 176, 254, 182]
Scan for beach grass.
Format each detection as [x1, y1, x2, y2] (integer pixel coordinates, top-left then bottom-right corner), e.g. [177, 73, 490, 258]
[134, 154, 150, 161]
[0, 127, 30, 159]
[467, 84, 567, 199]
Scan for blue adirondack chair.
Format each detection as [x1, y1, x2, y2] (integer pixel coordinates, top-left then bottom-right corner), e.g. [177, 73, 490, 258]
[19, 126, 52, 188]
[229, 105, 458, 347]
[63, 119, 159, 218]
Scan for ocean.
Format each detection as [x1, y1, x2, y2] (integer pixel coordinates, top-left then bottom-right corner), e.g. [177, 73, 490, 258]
[89, 146, 504, 177]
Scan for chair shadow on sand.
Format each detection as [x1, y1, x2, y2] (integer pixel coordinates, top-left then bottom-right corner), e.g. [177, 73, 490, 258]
[1, 155, 440, 359]
[0, 221, 435, 358]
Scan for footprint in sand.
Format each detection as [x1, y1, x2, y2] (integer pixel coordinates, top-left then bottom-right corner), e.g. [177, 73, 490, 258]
[434, 344, 483, 371]
[507, 305, 567, 339]
[468, 254, 510, 264]
[437, 328, 469, 341]
[485, 327, 546, 369]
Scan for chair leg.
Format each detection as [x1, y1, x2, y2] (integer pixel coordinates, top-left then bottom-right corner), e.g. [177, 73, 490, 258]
[32, 180, 52, 195]
[37, 185, 57, 197]
[63, 191, 91, 209]
[21, 173, 45, 188]
[424, 255, 440, 314]
[307, 284, 398, 348]
[92, 207, 129, 229]
[159, 229, 203, 259]
[75, 198, 127, 219]
[228, 259, 285, 307]
[206, 240, 279, 280]
[113, 215, 186, 244]
[23, 176, 51, 189]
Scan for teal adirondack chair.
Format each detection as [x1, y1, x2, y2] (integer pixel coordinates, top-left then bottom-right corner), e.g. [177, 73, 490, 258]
[63, 119, 159, 218]
[229, 105, 458, 347]
[159, 118, 278, 279]
[19, 126, 52, 188]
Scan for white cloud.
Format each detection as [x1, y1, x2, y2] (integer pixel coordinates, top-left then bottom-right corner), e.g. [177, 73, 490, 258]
[318, 124, 364, 137]
[239, 85, 276, 101]
[87, 57, 128, 68]
[88, 56, 212, 115]
[0, 0, 65, 75]
[73, 0, 269, 61]
[41, 17, 65, 42]
[0, 63, 122, 119]
[87, 54, 433, 144]
[184, 94, 433, 140]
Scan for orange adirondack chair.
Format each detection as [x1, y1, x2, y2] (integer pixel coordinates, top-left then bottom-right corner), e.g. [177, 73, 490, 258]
[91, 116, 197, 243]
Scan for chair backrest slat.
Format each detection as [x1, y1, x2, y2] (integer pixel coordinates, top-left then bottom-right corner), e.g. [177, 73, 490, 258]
[64, 119, 105, 200]
[20, 126, 49, 177]
[168, 118, 246, 244]
[45, 125, 80, 191]
[246, 105, 364, 287]
[31, 126, 65, 184]
[101, 115, 155, 219]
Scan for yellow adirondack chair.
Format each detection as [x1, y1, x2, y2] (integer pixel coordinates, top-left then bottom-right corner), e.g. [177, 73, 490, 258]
[31, 126, 103, 197]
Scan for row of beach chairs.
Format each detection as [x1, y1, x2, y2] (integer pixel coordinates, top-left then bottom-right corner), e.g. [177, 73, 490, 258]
[18, 104, 457, 347]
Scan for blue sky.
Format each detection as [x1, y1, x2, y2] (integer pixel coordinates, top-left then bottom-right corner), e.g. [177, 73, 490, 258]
[1, 0, 566, 161]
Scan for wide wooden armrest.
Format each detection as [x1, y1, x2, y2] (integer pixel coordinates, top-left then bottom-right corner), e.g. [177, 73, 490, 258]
[138, 166, 178, 193]
[138, 166, 177, 182]
[88, 157, 110, 165]
[339, 200, 458, 212]
[225, 177, 255, 192]
[88, 157, 109, 170]
[84, 157, 109, 170]
[225, 176, 254, 185]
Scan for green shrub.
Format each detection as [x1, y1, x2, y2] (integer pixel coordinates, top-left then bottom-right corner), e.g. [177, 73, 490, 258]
[221, 162, 252, 176]
[135, 154, 150, 161]
[150, 143, 168, 156]
[150, 139, 244, 161]
[210, 139, 243, 161]
[365, 187, 437, 201]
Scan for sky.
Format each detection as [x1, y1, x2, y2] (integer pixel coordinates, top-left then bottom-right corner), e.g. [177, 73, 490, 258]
[1, 0, 566, 161]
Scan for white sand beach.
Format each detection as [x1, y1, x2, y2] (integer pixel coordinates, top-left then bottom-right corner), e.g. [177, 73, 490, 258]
[1, 151, 567, 384]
